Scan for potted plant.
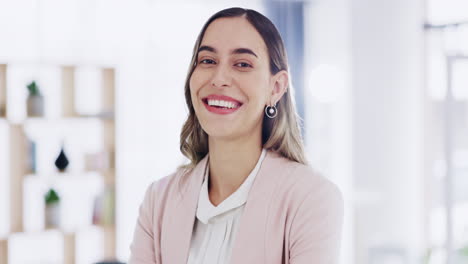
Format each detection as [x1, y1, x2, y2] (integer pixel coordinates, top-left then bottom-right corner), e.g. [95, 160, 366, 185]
[26, 81, 44, 117]
[44, 188, 60, 229]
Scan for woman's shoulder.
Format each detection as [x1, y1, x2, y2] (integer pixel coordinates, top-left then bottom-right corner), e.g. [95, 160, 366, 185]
[146, 166, 191, 197]
[269, 152, 343, 205]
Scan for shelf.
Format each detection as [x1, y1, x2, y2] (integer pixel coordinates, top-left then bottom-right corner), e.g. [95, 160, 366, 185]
[102, 224, 116, 259]
[4, 224, 104, 237]
[1, 225, 105, 264]
[25, 170, 112, 179]
[0, 64, 6, 118]
[101, 68, 115, 113]
[0, 114, 114, 129]
[62, 66, 76, 117]
[0, 239, 7, 264]
[24, 114, 114, 123]
[23, 169, 115, 187]
[24, 170, 104, 184]
[9, 124, 28, 233]
[6, 228, 71, 237]
[1, 62, 117, 263]
[63, 232, 76, 264]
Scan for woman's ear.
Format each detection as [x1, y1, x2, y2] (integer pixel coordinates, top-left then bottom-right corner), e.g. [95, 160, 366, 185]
[269, 70, 289, 105]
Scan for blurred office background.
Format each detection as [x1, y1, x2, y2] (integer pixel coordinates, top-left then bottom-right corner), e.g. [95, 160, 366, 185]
[0, 0, 467, 263]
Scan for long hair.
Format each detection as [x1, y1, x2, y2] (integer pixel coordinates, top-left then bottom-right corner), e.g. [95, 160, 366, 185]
[180, 7, 307, 168]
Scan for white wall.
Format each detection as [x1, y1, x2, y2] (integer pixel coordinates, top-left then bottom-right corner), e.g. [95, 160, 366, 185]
[351, 0, 426, 263]
[305, 0, 426, 263]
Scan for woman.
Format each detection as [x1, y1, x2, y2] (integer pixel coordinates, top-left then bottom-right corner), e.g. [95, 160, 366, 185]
[129, 7, 343, 264]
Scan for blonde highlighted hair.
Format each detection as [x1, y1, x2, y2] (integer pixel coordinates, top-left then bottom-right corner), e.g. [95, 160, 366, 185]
[180, 7, 307, 168]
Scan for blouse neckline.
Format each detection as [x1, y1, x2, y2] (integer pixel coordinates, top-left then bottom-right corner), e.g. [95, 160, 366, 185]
[196, 148, 267, 224]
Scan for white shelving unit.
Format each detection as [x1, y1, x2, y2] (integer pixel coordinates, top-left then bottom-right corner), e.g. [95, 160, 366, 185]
[0, 63, 117, 264]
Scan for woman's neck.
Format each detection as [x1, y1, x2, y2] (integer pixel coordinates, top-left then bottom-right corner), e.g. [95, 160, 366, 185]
[207, 134, 262, 206]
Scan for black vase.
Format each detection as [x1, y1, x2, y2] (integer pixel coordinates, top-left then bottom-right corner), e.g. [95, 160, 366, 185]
[55, 146, 69, 172]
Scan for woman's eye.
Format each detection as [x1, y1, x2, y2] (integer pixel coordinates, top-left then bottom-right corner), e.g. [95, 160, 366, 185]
[235, 62, 252, 68]
[200, 59, 216, 64]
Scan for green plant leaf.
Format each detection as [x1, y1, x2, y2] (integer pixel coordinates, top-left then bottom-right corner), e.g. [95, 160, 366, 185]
[27, 81, 40, 96]
[45, 189, 60, 205]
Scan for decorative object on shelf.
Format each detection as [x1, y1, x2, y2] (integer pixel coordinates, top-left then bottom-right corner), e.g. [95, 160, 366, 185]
[54, 144, 69, 172]
[44, 188, 60, 229]
[92, 185, 115, 226]
[26, 81, 44, 117]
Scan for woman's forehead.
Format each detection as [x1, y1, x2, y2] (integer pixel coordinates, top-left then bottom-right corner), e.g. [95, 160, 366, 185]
[200, 17, 267, 59]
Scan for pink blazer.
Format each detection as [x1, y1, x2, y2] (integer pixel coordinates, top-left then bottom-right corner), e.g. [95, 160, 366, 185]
[129, 150, 344, 264]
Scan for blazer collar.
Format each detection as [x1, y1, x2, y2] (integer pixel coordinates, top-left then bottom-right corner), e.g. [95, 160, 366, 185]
[196, 148, 266, 224]
[161, 149, 291, 263]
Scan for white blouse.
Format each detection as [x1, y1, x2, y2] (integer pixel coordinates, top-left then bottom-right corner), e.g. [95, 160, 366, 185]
[186, 148, 267, 264]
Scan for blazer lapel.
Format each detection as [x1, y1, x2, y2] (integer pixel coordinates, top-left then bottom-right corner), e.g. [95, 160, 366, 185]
[229, 150, 290, 263]
[161, 155, 208, 264]
[162, 150, 290, 264]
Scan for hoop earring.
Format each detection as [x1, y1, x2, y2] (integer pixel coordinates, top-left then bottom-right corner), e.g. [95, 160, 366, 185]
[265, 104, 278, 118]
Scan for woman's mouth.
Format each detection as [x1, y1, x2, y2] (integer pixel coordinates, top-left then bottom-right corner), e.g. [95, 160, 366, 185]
[201, 95, 243, 115]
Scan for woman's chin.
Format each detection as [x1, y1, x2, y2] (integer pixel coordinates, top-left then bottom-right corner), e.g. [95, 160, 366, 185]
[205, 130, 237, 140]
[203, 126, 242, 141]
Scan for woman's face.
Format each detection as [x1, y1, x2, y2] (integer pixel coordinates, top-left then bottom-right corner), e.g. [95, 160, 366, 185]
[190, 17, 275, 141]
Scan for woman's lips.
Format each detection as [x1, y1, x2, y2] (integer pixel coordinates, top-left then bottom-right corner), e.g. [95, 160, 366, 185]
[201, 94, 243, 115]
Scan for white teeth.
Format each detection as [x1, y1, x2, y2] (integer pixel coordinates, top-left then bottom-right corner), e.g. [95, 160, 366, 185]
[207, 99, 239, 109]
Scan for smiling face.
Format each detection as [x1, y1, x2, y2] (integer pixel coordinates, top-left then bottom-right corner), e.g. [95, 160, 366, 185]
[189, 16, 274, 141]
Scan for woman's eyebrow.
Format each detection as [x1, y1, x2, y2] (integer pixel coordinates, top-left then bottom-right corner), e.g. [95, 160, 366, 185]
[198, 45, 216, 54]
[233, 48, 258, 58]
[198, 45, 258, 58]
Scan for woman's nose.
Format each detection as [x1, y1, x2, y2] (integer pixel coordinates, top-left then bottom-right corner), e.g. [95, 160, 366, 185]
[211, 63, 231, 88]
